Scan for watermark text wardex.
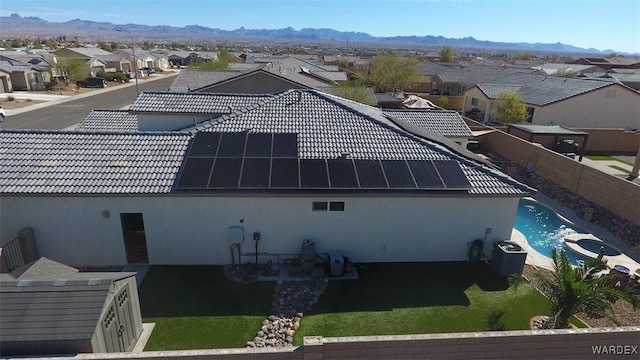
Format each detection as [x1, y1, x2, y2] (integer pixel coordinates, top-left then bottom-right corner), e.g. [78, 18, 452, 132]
[592, 345, 638, 355]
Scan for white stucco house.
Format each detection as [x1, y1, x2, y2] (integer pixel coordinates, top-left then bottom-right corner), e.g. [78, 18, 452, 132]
[0, 90, 533, 268]
[463, 73, 640, 129]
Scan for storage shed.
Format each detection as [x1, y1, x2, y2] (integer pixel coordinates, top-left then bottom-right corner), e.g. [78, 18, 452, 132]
[0, 257, 143, 356]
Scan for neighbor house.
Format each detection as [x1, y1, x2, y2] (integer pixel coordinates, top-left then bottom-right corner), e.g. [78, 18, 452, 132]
[463, 73, 640, 129]
[0, 90, 533, 269]
[54, 47, 111, 76]
[0, 59, 48, 91]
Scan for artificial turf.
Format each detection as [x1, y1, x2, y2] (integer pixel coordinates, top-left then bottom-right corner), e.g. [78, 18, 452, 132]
[137, 262, 551, 350]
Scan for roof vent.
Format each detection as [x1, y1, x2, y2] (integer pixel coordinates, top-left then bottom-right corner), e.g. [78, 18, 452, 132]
[38, 159, 60, 167]
[52, 279, 68, 286]
[228, 105, 233, 113]
[340, 152, 352, 159]
[297, 90, 302, 103]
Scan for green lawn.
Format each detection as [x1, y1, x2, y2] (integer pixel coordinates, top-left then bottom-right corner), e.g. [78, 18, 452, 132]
[585, 155, 633, 166]
[293, 262, 549, 343]
[138, 266, 275, 350]
[138, 263, 551, 350]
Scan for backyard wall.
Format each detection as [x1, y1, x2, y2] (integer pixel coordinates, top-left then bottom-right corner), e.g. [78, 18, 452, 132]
[53, 327, 640, 359]
[476, 130, 640, 226]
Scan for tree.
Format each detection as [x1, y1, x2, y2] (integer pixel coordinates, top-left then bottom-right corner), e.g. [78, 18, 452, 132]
[357, 52, 420, 93]
[490, 91, 529, 123]
[332, 82, 376, 106]
[188, 49, 236, 71]
[510, 249, 638, 329]
[518, 52, 533, 60]
[56, 57, 86, 82]
[439, 46, 455, 62]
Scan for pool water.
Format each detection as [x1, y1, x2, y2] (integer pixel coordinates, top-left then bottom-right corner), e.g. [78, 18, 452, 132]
[514, 199, 587, 265]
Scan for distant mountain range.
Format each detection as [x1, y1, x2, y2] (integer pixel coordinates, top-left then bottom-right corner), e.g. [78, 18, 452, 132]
[1, 13, 627, 55]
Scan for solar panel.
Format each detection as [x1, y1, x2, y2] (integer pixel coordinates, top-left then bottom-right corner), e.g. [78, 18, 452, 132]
[240, 158, 271, 188]
[434, 160, 472, 189]
[245, 133, 273, 158]
[381, 160, 416, 188]
[300, 159, 329, 188]
[176, 158, 214, 188]
[327, 158, 359, 188]
[188, 132, 220, 157]
[209, 158, 243, 188]
[217, 132, 247, 157]
[271, 158, 300, 188]
[272, 133, 298, 158]
[408, 160, 445, 189]
[354, 160, 388, 188]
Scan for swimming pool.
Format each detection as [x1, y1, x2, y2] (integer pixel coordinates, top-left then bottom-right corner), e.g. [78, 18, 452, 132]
[514, 199, 587, 265]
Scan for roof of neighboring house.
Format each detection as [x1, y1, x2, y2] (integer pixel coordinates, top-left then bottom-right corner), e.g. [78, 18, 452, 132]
[435, 65, 537, 84]
[76, 110, 139, 132]
[169, 70, 248, 92]
[383, 109, 473, 138]
[531, 63, 601, 75]
[129, 91, 275, 114]
[56, 47, 113, 58]
[183, 89, 532, 196]
[475, 73, 618, 106]
[0, 131, 191, 194]
[0, 258, 136, 343]
[0, 60, 36, 73]
[419, 61, 462, 74]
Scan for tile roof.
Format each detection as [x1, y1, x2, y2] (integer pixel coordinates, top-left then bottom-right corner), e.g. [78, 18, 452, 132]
[128, 91, 275, 114]
[435, 65, 537, 84]
[383, 109, 473, 138]
[477, 73, 616, 105]
[186, 90, 531, 196]
[0, 131, 191, 194]
[75, 110, 139, 132]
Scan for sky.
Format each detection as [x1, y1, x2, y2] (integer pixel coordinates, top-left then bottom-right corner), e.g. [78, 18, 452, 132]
[2, 0, 639, 54]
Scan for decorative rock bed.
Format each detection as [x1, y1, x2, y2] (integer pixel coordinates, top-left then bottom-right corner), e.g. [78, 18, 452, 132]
[247, 280, 327, 348]
[224, 264, 328, 348]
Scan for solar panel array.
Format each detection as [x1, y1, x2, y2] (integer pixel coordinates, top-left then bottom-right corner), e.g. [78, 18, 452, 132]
[176, 132, 472, 190]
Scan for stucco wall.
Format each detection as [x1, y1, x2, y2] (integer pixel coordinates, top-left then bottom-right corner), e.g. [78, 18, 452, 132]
[0, 195, 519, 267]
[533, 85, 640, 129]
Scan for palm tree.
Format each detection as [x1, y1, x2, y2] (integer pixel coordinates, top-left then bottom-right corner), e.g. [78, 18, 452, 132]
[510, 249, 638, 329]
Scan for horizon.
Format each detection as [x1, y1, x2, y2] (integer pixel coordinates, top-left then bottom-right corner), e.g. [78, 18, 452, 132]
[2, 0, 639, 54]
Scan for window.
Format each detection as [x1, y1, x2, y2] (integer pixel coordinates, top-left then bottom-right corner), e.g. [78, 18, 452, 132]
[471, 97, 478, 106]
[312, 201, 345, 211]
[329, 202, 345, 211]
[312, 201, 328, 211]
[526, 107, 535, 123]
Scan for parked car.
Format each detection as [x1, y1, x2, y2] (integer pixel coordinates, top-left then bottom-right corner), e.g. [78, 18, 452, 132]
[76, 77, 108, 88]
[0, 105, 5, 123]
[115, 70, 133, 79]
[140, 67, 155, 75]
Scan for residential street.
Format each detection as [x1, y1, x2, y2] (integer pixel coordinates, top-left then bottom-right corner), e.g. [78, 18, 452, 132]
[0, 72, 178, 130]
